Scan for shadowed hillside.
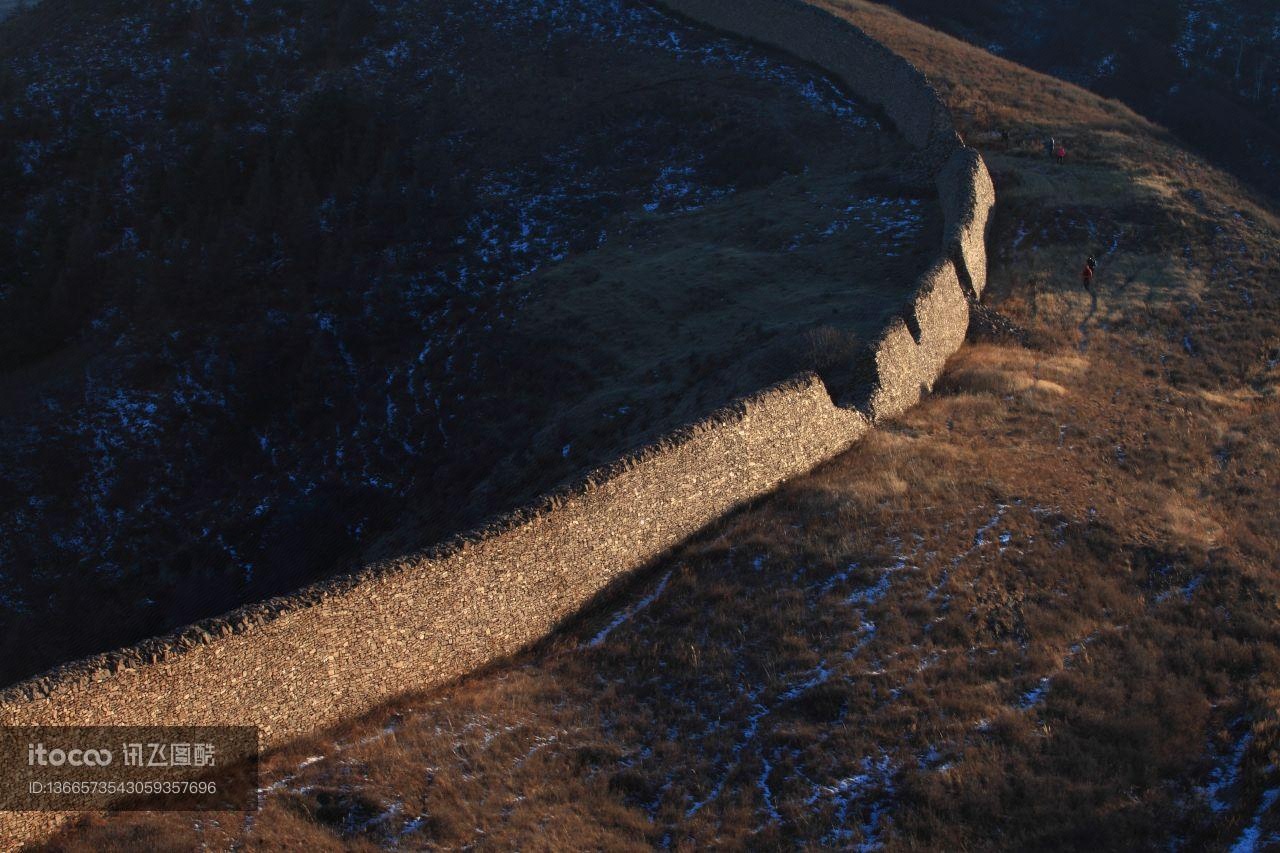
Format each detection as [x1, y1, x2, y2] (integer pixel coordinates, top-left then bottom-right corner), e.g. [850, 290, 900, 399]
[0, 0, 938, 684]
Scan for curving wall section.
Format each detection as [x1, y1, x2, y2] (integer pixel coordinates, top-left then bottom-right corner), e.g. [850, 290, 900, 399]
[651, 0, 994, 420]
[0, 1, 993, 846]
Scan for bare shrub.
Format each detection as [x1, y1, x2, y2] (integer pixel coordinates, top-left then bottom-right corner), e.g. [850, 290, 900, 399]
[803, 324, 861, 371]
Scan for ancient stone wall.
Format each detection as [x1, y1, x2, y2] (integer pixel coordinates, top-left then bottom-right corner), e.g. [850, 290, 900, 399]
[939, 146, 997, 297]
[659, 0, 994, 419]
[0, 1, 992, 846]
[659, 0, 959, 157]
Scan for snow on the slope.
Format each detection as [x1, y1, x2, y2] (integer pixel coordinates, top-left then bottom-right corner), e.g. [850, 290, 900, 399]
[1229, 787, 1280, 853]
[0, 0, 887, 621]
[1200, 724, 1254, 814]
[586, 570, 673, 648]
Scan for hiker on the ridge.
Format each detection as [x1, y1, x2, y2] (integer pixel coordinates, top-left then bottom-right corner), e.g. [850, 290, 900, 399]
[1045, 136, 1055, 158]
[1081, 258, 1094, 291]
[1086, 255, 1097, 274]
[1055, 143, 1067, 164]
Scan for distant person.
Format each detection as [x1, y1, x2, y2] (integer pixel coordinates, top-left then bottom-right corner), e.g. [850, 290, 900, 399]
[1081, 259, 1094, 291]
[1054, 144, 1067, 164]
[1045, 136, 1055, 158]
[1086, 255, 1097, 273]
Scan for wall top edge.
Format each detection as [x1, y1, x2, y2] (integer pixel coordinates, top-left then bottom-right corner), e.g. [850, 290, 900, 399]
[0, 369, 856, 707]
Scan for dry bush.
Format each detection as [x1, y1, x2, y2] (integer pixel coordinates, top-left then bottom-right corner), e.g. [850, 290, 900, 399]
[937, 344, 1083, 398]
[802, 324, 862, 370]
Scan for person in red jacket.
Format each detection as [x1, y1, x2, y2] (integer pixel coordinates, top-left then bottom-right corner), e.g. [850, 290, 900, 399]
[1081, 260, 1094, 291]
[1055, 144, 1067, 164]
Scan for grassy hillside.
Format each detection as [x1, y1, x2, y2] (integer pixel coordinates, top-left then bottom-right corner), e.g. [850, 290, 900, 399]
[41, 1, 1280, 851]
[880, 0, 1280, 202]
[0, 0, 934, 684]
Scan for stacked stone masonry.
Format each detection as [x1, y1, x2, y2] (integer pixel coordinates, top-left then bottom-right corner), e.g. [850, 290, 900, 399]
[0, 0, 993, 846]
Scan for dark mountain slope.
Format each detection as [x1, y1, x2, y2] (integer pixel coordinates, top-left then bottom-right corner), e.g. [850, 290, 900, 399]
[881, 0, 1280, 201]
[0, 0, 935, 683]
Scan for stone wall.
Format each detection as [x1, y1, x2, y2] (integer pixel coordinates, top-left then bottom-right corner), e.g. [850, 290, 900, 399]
[0, 1, 992, 847]
[939, 146, 997, 297]
[659, 0, 995, 419]
[660, 0, 959, 155]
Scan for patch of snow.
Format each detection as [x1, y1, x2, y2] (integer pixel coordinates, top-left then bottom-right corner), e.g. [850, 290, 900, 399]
[817, 753, 896, 849]
[1201, 728, 1253, 813]
[1230, 787, 1280, 853]
[1018, 677, 1051, 709]
[1011, 221, 1030, 249]
[587, 571, 672, 648]
[757, 750, 783, 825]
[1156, 573, 1205, 604]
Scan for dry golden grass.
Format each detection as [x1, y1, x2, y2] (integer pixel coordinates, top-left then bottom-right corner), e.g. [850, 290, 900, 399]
[37, 2, 1280, 851]
[939, 344, 1082, 397]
